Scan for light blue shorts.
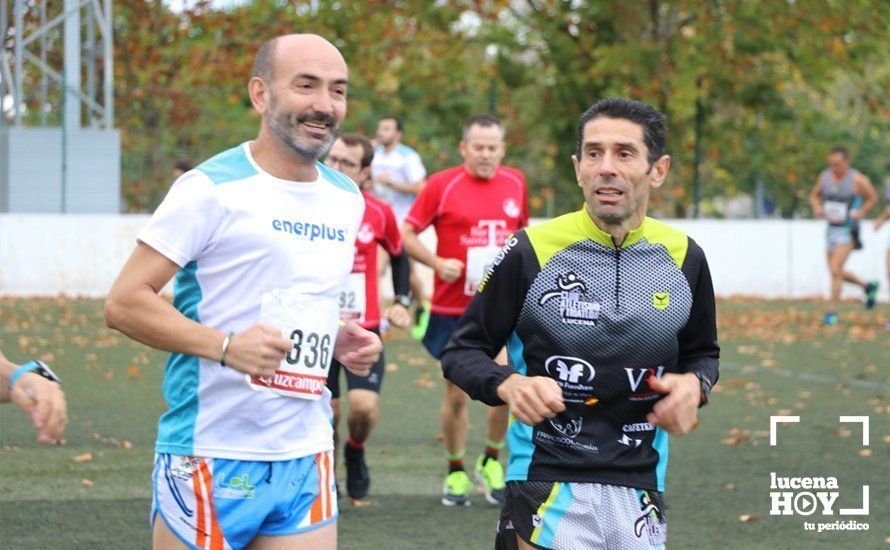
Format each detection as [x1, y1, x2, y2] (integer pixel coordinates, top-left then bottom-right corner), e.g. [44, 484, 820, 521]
[826, 225, 853, 251]
[151, 450, 337, 549]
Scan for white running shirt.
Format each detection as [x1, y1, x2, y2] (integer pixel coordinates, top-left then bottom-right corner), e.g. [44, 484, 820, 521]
[138, 142, 364, 461]
[371, 143, 426, 223]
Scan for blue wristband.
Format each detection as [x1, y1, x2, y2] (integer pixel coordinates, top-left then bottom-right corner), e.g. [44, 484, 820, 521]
[8, 361, 40, 391]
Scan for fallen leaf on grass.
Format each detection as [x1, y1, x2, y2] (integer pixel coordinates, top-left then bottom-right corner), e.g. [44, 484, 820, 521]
[837, 428, 852, 437]
[90, 432, 101, 440]
[82, 479, 94, 487]
[119, 440, 133, 450]
[2, 446, 22, 452]
[725, 483, 736, 490]
[722, 437, 743, 446]
[739, 514, 760, 522]
[883, 435, 890, 443]
[127, 366, 142, 380]
[415, 374, 436, 389]
[350, 499, 375, 508]
[858, 449, 872, 457]
[435, 433, 445, 442]
[72, 452, 93, 463]
[385, 363, 399, 372]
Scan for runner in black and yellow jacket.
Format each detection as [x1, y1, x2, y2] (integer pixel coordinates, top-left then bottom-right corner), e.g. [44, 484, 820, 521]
[442, 98, 719, 550]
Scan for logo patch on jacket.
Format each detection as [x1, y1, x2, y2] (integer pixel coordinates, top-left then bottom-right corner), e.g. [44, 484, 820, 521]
[652, 292, 670, 311]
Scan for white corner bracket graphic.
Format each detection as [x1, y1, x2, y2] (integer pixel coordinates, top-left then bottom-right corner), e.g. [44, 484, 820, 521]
[838, 416, 870, 446]
[769, 416, 800, 446]
[839, 485, 870, 515]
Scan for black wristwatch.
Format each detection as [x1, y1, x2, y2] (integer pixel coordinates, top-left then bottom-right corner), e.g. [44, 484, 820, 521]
[9, 360, 61, 390]
[394, 295, 412, 308]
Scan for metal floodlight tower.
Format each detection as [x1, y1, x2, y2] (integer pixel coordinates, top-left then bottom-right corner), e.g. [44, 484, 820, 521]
[1, 0, 113, 129]
[1, 0, 119, 214]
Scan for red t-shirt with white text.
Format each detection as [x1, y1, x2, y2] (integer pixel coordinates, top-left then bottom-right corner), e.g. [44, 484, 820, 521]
[340, 191, 402, 329]
[405, 165, 528, 316]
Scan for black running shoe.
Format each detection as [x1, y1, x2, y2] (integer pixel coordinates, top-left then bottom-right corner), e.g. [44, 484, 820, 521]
[344, 445, 370, 500]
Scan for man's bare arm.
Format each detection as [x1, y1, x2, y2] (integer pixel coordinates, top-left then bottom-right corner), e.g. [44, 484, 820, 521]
[386, 178, 425, 196]
[808, 179, 824, 217]
[851, 173, 878, 219]
[105, 243, 226, 360]
[401, 222, 464, 282]
[105, 243, 290, 376]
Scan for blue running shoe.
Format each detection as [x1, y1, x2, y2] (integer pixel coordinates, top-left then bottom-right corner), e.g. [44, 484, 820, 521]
[822, 312, 839, 326]
[865, 280, 878, 309]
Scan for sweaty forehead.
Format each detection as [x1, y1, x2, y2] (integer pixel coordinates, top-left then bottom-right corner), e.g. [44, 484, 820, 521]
[582, 117, 645, 148]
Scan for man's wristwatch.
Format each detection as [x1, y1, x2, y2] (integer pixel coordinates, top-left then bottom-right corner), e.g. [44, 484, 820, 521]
[8, 360, 61, 390]
[394, 295, 412, 309]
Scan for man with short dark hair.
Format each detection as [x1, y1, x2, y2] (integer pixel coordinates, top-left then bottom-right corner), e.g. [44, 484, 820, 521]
[372, 116, 429, 335]
[324, 134, 411, 502]
[372, 116, 427, 221]
[442, 98, 719, 549]
[106, 34, 381, 549]
[402, 113, 528, 507]
[172, 160, 194, 180]
[808, 146, 879, 325]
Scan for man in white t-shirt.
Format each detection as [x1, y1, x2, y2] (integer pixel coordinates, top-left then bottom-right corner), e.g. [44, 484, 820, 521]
[372, 116, 427, 224]
[105, 34, 381, 550]
[372, 116, 428, 331]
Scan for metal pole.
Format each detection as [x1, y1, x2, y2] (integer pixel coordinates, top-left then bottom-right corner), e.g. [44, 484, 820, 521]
[63, 0, 81, 130]
[61, 65, 67, 213]
[41, 0, 48, 125]
[0, 0, 7, 125]
[103, 0, 113, 127]
[13, 0, 24, 125]
[86, 0, 96, 127]
[691, 80, 704, 219]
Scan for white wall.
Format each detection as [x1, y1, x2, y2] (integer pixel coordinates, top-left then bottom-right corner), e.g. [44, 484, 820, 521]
[1, 214, 888, 302]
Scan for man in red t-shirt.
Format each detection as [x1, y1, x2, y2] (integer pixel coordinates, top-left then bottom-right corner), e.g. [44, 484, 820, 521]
[402, 114, 528, 507]
[324, 134, 412, 502]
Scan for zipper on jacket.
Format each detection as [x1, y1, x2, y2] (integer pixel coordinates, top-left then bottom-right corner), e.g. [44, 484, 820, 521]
[614, 246, 621, 311]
